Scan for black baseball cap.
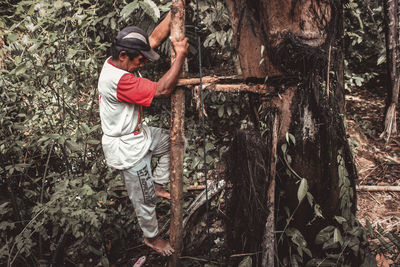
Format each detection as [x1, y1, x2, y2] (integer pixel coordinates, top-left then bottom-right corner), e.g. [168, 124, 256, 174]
[115, 26, 160, 61]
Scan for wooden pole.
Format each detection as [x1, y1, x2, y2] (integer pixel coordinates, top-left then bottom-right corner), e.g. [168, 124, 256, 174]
[169, 0, 185, 266]
[261, 115, 278, 267]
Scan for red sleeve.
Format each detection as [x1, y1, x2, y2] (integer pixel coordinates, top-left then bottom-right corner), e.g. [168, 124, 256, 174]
[116, 73, 157, 107]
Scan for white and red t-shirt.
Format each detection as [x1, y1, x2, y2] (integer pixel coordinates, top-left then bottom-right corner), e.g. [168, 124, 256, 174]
[98, 58, 157, 170]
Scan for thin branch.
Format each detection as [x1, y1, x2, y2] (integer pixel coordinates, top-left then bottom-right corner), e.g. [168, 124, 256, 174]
[356, 185, 400, 192]
[40, 142, 54, 203]
[8, 208, 45, 266]
[230, 252, 261, 258]
[326, 45, 331, 98]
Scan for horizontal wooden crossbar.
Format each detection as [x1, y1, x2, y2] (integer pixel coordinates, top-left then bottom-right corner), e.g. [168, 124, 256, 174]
[176, 75, 243, 86]
[177, 76, 275, 94]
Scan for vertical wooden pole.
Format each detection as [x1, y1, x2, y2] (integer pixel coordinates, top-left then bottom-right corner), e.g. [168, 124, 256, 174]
[261, 115, 278, 267]
[169, 1, 185, 266]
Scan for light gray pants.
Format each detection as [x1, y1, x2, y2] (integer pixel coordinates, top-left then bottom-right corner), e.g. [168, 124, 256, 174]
[120, 127, 170, 239]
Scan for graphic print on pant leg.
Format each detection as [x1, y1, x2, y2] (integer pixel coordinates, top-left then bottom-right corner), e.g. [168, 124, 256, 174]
[137, 166, 156, 204]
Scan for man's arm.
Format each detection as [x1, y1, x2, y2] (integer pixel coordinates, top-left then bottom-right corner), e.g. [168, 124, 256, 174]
[155, 37, 189, 97]
[149, 12, 171, 49]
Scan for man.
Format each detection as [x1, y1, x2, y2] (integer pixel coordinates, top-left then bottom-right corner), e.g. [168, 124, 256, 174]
[97, 12, 189, 256]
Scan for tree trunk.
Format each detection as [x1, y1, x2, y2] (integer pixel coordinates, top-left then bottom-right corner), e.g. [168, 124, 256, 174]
[381, 0, 399, 141]
[225, 0, 366, 265]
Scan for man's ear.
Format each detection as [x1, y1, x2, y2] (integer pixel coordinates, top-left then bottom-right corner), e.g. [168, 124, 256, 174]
[119, 51, 127, 60]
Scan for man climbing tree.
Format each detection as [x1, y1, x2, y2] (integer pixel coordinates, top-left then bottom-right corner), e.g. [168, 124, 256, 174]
[224, 0, 367, 265]
[97, 12, 189, 256]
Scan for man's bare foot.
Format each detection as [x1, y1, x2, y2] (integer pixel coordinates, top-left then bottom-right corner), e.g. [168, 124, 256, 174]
[155, 187, 171, 200]
[143, 237, 174, 256]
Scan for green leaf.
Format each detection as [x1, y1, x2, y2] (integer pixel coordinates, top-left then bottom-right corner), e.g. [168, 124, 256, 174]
[110, 17, 116, 30]
[281, 143, 287, 154]
[0, 202, 10, 215]
[206, 155, 213, 164]
[322, 238, 339, 250]
[87, 139, 100, 145]
[297, 178, 308, 203]
[334, 216, 347, 225]
[48, 134, 60, 140]
[285, 132, 295, 144]
[67, 48, 78, 59]
[333, 228, 343, 245]
[14, 63, 27, 76]
[7, 33, 19, 43]
[140, 0, 160, 22]
[377, 55, 386, 65]
[387, 232, 400, 249]
[377, 235, 393, 252]
[306, 192, 314, 207]
[191, 157, 200, 169]
[238, 256, 252, 267]
[81, 123, 91, 134]
[88, 245, 102, 256]
[289, 133, 296, 145]
[205, 141, 215, 152]
[217, 105, 224, 118]
[66, 140, 81, 152]
[227, 106, 232, 116]
[315, 226, 334, 245]
[303, 247, 312, 258]
[121, 1, 139, 19]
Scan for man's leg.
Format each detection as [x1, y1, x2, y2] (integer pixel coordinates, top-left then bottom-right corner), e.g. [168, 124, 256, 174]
[149, 127, 171, 199]
[121, 157, 174, 256]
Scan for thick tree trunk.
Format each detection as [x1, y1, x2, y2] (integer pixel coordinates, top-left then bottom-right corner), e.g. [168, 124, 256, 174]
[225, 1, 365, 265]
[169, 1, 186, 266]
[381, 0, 399, 141]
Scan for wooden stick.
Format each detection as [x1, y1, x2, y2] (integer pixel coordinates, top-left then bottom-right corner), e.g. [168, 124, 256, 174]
[230, 252, 261, 258]
[169, 1, 186, 266]
[179, 256, 219, 264]
[261, 115, 278, 267]
[193, 83, 274, 94]
[356, 185, 400, 192]
[186, 185, 206, 190]
[176, 75, 243, 86]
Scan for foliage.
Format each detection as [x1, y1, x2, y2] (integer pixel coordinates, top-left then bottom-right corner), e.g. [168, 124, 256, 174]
[0, 0, 171, 265]
[344, 0, 386, 90]
[277, 136, 368, 266]
[188, 0, 235, 69]
[365, 220, 400, 256]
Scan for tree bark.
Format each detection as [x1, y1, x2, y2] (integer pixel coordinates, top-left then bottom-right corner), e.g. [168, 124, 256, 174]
[169, 1, 186, 266]
[225, 1, 363, 265]
[381, 0, 399, 141]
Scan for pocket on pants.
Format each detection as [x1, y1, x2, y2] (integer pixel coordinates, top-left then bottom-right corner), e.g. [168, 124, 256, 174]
[136, 165, 157, 205]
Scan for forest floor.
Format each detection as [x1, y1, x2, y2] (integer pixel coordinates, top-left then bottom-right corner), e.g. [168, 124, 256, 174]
[346, 86, 400, 266]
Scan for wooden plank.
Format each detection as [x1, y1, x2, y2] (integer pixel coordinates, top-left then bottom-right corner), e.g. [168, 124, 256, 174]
[169, 0, 186, 266]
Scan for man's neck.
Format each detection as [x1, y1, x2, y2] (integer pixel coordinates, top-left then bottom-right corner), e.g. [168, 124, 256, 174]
[109, 57, 122, 69]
